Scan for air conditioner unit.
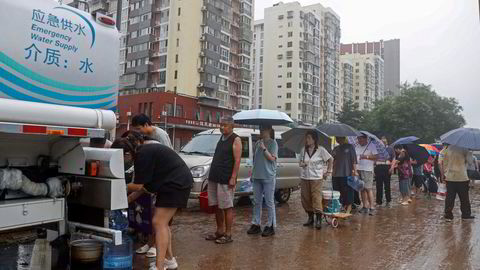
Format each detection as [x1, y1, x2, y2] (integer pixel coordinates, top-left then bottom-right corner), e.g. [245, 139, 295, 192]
[200, 35, 206, 41]
[126, 111, 132, 116]
[198, 67, 205, 72]
[198, 83, 204, 88]
[199, 51, 205, 57]
[201, 6, 207, 11]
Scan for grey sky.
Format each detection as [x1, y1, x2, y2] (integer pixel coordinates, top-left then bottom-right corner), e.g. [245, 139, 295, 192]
[255, 0, 480, 127]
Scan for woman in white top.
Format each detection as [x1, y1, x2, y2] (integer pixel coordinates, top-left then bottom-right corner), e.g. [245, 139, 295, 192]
[299, 130, 333, 229]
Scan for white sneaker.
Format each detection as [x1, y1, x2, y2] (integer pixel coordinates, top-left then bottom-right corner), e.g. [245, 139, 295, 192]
[148, 265, 167, 270]
[136, 244, 150, 254]
[146, 246, 157, 258]
[164, 257, 178, 269]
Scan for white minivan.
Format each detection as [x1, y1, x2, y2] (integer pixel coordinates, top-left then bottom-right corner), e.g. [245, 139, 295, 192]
[180, 127, 300, 203]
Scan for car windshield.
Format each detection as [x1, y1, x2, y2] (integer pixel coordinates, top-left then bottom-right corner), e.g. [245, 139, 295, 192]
[180, 134, 221, 156]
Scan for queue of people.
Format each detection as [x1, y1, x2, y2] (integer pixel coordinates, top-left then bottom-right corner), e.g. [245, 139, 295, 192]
[113, 113, 477, 269]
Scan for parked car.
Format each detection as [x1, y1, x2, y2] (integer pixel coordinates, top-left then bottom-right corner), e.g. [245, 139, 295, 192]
[180, 127, 300, 203]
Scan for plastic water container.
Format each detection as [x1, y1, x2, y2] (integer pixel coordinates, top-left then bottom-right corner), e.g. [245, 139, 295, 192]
[103, 234, 133, 270]
[322, 191, 340, 200]
[322, 191, 341, 213]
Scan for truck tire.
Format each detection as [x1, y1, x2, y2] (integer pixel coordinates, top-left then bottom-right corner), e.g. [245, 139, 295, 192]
[274, 188, 291, 204]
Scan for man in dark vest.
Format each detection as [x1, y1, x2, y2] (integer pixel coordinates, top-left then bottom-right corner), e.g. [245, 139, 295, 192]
[205, 116, 242, 244]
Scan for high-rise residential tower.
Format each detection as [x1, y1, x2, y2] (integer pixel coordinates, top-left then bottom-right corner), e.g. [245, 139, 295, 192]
[253, 2, 341, 124]
[120, 0, 254, 110]
[340, 53, 384, 111]
[341, 39, 399, 96]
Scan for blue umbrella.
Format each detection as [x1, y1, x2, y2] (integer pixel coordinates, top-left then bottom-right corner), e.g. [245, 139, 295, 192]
[233, 109, 293, 125]
[392, 136, 420, 145]
[440, 128, 480, 150]
[348, 131, 388, 160]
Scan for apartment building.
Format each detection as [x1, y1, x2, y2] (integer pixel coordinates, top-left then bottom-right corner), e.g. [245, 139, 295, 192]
[251, 20, 264, 109]
[68, 0, 130, 83]
[340, 58, 353, 107]
[341, 39, 399, 96]
[254, 2, 341, 124]
[340, 53, 383, 111]
[119, 0, 254, 110]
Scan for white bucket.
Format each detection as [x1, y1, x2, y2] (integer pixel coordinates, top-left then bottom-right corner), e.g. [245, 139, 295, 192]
[322, 190, 340, 200]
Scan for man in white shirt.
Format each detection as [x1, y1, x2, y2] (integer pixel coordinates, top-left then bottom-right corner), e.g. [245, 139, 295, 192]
[355, 134, 378, 215]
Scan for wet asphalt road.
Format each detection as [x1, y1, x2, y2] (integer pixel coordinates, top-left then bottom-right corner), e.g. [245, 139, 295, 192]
[135, 180, 480, 270]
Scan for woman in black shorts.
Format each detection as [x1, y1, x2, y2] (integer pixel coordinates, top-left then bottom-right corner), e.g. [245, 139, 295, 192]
[112, 135, 193, 270]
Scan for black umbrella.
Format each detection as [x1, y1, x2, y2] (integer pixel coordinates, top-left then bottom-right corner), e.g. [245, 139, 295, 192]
[317, 123, 360, 137]
[404, 144, 430, 165]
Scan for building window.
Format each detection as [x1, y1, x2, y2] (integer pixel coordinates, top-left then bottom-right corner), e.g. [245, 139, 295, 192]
[176, 105, 183, 117]
[287, 72, 292, 78]
[286, 93, 291, 98]
[277, 54, 283, 60]
[355, 69, 359, 73]
[287, 62, 292, 68]
[175, 54, 179, 63]
[356, 62, 359, 66]
[176, 38, 179, 47]
[287, 11, 294, 18]
[177, 23, 180, 31]
[174, 70, 178, 79]
[285, 103, 291, 110]
[278, 15, 284, 20]
[286, 82, 292, 88]
[277, 85, 281, 88]
[165, 103, 174, 116]
[355, 96, 359, 100]
[287, 41, 292, 47]
[288, 32, 293, 37]
[277, 95, 282, 98]
[288, 22, 293, 27]
[178, 7, 181, 16]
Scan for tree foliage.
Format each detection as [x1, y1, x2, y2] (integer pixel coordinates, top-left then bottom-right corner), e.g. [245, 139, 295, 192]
[336, 99, 365, 129]
[338, 81, 466, 143]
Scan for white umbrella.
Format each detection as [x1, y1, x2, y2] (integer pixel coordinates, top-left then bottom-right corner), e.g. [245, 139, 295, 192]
[233, 109, 293, 125]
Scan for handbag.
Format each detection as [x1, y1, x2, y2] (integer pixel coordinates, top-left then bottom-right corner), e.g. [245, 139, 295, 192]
[436, 183, 447, 201]
[347, 175, 365, 191]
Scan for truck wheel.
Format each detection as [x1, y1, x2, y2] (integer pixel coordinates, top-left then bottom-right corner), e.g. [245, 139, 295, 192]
[274, 189, 291, 204]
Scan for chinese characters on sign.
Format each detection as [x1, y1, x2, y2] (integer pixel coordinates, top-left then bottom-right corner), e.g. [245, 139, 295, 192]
[32, 9, 86, 36]
[26, 9, 93, 73]
[24, 43, 93, 73]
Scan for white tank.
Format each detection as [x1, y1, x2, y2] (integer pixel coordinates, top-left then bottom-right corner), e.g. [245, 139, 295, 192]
[0, 99, 116, 130]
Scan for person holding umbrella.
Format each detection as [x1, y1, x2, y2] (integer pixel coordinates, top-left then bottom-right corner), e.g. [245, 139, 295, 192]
[390, 145, 412, 205]
[332, 136, 358, 214]
[247, 124, 278, 237]
[375, 136, 394, 207]
[299, 130, 333, 229]
[439, 145, 475, 221]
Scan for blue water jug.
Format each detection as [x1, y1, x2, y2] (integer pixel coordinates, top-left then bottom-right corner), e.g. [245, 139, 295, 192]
[103, 234, 133, 270]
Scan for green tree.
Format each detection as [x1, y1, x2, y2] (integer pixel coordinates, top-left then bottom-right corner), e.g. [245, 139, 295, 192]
[364, 81, 465, 142]
[336, 99, 365, 129]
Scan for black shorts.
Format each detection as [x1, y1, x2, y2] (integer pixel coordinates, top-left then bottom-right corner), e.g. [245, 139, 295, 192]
[155, 188, 191, 208]
[412, 175, 424, 188]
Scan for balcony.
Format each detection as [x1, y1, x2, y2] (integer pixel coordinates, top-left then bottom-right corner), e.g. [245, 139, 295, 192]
[239, 28, 253, 43]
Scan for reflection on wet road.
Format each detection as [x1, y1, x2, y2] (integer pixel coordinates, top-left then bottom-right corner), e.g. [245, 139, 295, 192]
[136, 182, 480, 270]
